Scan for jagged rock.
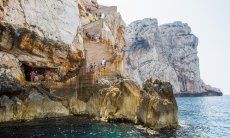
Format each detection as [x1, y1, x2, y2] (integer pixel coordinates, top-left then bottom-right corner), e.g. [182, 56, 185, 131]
[97, 78, 112, 87]
[0, 0, 178, 131]
[126, 18, 222, 96]
[0, 74, 25, 95]
[0, 0, 84, 75]
[69, 79, 178, 130]
[79, 0, 125, 58]
[0, 92, 69, 122]
[0, 52, 22, 79]
[0, 52, 25, 94]
[0, 96, 14, 122]
[1, 0, 80, 45]
[23, 91, 69, 119]
[138, 78, 178, 129]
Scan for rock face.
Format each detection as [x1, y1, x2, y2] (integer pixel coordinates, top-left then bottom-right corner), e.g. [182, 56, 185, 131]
[1, 0, 80, 45]
[0, 91, 69, 122]
[138, 78, 178, 128]
[0, 0, 84, 77]
[79, 0, 125, 59]
[0, 0, 179, 130]
[70, 78, 178, 130]
[0, 52, 25, 95]
[126, 18, 222, 96]
[0, 0, 83, 123]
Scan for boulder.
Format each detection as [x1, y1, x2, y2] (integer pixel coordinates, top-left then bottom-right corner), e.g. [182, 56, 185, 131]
[138, 78, 178, 129]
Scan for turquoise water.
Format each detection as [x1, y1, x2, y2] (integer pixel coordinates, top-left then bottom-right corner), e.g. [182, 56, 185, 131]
[0, 117, 152, 137]
[0, 96, 229, 137]
[176, 95, 230, 137]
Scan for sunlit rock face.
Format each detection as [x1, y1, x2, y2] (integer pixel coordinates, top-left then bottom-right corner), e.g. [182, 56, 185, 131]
[0, 92, 69, 122]
[0, 0, 83, 122]
[79, 0, 126, 58]
[70, 78, 178, 130]
[126, 18, 222, 96]
[1, 0, 80, 45]
[0, 0, 84, 79]
[138, 78, 178, 129]
[0, 0, 178, 130]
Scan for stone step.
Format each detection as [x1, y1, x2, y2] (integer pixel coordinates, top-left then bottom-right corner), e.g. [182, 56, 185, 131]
[79, 78, 94, 80]
[78, 83, 93, 85]
[79, 78, 94, 81]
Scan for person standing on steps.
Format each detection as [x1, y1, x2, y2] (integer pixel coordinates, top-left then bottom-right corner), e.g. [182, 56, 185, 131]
[101, 58, 107, 77]
[93, 62, 97, 72]
[34, 71, 39, 82]
[101, 58, 106, 68]
[30, 70, 36, 82]
[89, 63, 94, 72]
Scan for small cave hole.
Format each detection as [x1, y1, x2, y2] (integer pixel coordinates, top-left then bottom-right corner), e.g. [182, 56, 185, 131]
[20, 63, 50, 82]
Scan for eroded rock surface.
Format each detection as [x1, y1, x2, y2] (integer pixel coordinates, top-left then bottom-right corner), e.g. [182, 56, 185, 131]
[0, 52, 25, 94]
[1, 0, 80, 45]
[0, 0, 178, 130]
[126, 18, 222, 96]
[0, 0, 84, 78]
[0, 91, 69, 122]
[70, 78, 178, 129]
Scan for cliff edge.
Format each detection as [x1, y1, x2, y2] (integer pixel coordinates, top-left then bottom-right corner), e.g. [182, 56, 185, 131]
[125, 18, 222, 96]
[0, 0, 178, 130]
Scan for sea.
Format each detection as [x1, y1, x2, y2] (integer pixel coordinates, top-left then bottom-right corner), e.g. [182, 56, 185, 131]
[0, 96, 229, 138]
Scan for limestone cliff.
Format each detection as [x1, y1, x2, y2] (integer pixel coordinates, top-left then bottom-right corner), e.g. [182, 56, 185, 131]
[0, 0, 178, 130]
[70, 78, 178, 130]
[0, 0, 84, 78]
[126, 18, 222, 96]
[0, 77, 178, 130]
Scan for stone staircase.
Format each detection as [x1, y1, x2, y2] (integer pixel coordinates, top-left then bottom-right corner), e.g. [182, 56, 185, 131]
[77, 72, 95, 90]
[76, 64, 119, 94]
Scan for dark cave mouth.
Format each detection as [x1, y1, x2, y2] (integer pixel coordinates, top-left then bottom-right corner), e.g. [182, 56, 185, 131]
[20, 63, 52, 81]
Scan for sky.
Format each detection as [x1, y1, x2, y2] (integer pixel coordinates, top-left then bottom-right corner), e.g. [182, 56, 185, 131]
[98, 0, 230, 94]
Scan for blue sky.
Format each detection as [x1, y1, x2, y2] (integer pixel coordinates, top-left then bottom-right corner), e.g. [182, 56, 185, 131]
[98, 0, 230, 94]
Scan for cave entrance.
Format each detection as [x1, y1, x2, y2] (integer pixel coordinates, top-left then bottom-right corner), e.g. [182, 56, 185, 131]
[21, 63, 48, 81]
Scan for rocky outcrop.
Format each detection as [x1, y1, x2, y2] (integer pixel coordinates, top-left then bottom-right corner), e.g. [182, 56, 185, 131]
[0, 0, 83, 123]
[0, 52, 25, 95]
[70, 78, 178, 130]
[79, 0, 125, 58]
[1, 0, 80, 45]
[138, 78, 178, 129]
[0, 91, 69, 122]
[0, 77, 178, 130]
[126, 18, 222, 96]
[0, 0, 178, 131]
[0, 0, 84, 78]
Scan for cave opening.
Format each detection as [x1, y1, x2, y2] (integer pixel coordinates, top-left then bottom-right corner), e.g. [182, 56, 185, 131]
[21, 63, 50, 81]
[131, 37, 150, 52]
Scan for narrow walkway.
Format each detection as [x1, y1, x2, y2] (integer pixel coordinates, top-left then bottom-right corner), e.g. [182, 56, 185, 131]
[84, 42, 114, 66]
[32, 84, 67, 101]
